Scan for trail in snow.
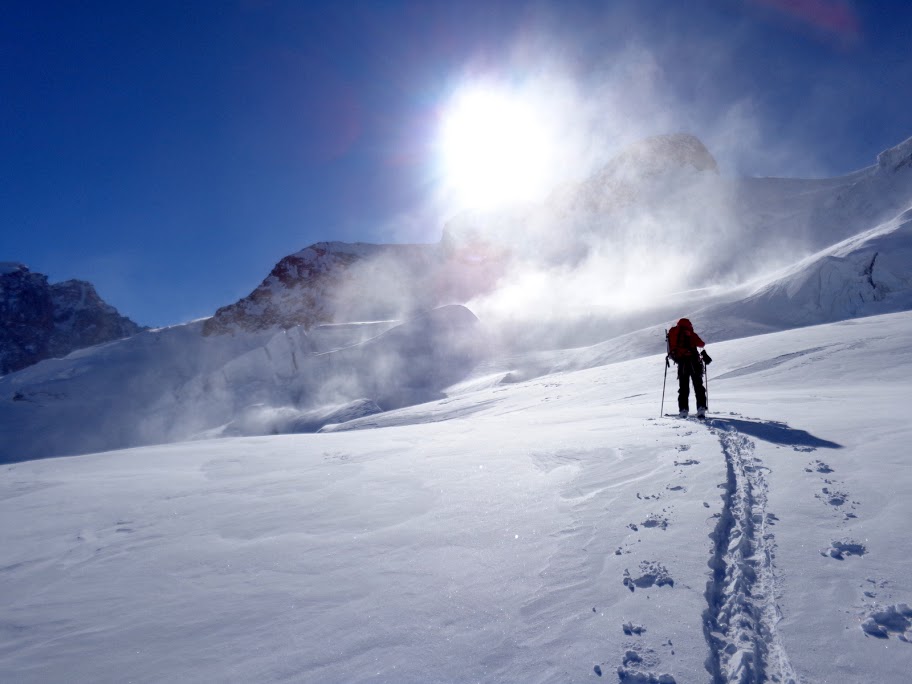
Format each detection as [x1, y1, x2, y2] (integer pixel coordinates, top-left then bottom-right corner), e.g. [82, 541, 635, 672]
[702, 420, 799, 684]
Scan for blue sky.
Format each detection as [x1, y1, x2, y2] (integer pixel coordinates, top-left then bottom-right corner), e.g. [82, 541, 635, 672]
[3, 0, 912, 327]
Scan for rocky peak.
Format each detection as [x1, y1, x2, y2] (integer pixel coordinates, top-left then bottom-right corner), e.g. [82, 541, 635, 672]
[204, 242, 440, 335]
[0, 265, 145, 375]
[203, 240, 505, 336]
[1, 262, 28, 275]
[607, 133, 719, 176]
[549, 133, 719, 216]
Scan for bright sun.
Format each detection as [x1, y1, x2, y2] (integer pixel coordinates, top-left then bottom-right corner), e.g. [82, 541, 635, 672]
[440, 87, 553, 210]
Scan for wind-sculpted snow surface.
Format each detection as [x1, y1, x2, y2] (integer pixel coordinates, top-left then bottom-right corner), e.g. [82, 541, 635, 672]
[1, 312, 912, 682]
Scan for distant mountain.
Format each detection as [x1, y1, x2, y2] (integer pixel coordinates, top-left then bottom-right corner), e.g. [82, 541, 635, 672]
[0, 263, 145, 375]
[203, 241, 501, 336]
[551, 132, 719, 212]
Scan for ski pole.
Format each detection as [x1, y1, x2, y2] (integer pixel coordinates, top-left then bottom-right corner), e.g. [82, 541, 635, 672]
[703, 354, 709, 410]
[699, 349, 712, 411]
[660, 329, 670, 417]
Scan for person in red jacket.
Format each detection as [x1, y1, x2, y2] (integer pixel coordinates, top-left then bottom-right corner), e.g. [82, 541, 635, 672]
[667, 318, 708, 418]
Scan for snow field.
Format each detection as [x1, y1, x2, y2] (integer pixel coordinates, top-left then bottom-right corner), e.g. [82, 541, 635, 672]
[2, 311, 912, 682]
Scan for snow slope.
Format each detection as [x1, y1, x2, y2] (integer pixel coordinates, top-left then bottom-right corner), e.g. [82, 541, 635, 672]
[2, 311, 911, 683]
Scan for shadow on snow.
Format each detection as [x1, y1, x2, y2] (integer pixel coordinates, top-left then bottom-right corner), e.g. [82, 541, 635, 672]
[709, 417, 843, 450]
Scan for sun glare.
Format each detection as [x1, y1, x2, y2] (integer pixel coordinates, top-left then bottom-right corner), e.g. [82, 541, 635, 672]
[440, 87, 554, 210]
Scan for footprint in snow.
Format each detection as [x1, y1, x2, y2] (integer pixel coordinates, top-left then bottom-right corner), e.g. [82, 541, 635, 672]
[861, 603, 912, 641]
[623, 562, 674, 591]
[616, 664, 677, 683]
[821, 540, 867, 560]
[622, 622, 646, 635]
[623, 650, 642, 666]
[641, 514, 669, 530]
[819, 487, 850, 506]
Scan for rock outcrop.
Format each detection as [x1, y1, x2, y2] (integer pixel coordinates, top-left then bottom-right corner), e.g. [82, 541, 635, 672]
[0, 263, 145, 374]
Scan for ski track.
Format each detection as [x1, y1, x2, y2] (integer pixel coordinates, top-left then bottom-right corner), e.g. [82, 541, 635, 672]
[702, 420, 799, 684]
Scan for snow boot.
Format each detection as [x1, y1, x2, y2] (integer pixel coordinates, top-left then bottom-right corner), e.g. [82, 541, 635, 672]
[697, 407, 706, 419]
[678, 409, 689, 418]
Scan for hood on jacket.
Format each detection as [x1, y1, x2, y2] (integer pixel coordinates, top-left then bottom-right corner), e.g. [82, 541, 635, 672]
[677, 318, 693, 330]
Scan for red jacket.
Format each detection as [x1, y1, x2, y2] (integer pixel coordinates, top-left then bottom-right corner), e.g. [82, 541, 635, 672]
[669, 318, 705, 359]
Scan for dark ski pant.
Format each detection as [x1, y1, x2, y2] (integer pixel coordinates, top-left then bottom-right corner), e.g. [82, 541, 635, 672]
[677, 356, 706, 411]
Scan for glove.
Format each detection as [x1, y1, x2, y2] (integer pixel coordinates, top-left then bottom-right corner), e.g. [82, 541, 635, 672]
[700, 349, 712, 365]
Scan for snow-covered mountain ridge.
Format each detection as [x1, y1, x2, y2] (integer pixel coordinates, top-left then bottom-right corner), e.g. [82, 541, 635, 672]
[0, 263, 145, 375]
[716, 205, 912, 329]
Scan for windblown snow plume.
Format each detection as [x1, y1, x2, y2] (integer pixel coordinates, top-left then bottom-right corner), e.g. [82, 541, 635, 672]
[0, 305, 485, 461]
